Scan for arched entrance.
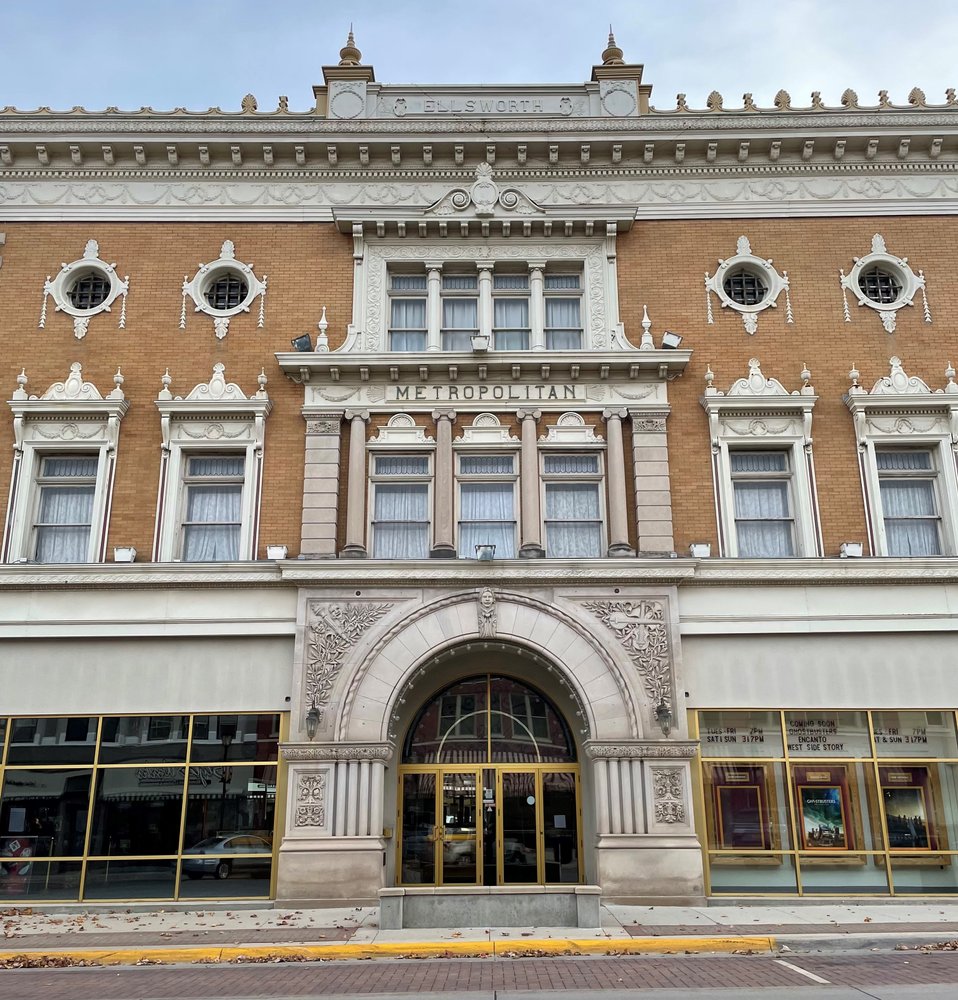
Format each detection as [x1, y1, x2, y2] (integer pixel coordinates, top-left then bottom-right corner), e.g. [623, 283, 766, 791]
[397, 674, 582, 887]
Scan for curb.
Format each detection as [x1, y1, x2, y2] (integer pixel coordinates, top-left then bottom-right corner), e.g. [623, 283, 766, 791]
[0, 935, 776, 966]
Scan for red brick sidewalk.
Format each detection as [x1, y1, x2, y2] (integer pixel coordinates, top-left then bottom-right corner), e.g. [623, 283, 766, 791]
[0, 952, 957, 999]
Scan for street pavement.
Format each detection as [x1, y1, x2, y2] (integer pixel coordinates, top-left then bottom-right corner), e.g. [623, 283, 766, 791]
[2, 951, 958, 999]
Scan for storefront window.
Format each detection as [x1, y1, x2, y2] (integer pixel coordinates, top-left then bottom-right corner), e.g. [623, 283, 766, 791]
[695, 710, 958, 897]
[0, 713, 282, 902]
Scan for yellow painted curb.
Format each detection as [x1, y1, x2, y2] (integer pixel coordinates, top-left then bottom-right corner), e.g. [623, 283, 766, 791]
[0, 935, 776, 966]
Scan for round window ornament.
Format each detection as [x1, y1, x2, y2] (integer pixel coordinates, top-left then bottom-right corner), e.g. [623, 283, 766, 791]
[705, 236, 792, 335]
[839, 234, 930, 333]
[181, 239, 267, 340]
[39, 239, 130, 340]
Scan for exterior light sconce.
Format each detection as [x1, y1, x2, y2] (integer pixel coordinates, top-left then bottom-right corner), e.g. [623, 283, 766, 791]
[290, 333, 313, 352]
[305, 701, 320, 741]
[661, 331, 683, 349]
[471, 334, 490, 352]
[840, 542, 863, 558]
[655, 698, 673, 737]
[266, 544, 288, 560]
[475, 543, 496, 562]
[113, 546, 137, 563]
[689, 542, 711, 558]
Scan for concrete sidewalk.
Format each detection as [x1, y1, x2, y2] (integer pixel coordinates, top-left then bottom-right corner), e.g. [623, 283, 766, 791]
[2, 901, 958, 965]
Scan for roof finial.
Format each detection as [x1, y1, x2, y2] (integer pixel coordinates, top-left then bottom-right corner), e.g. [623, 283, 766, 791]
[339, 24, 362, 66]
[601, 25, 624, 66]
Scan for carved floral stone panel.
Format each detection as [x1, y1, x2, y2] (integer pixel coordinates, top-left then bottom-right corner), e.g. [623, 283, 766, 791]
[294, 772, 328, 828]
[304, 601, 393, 725]
[651, 766, 687, 825]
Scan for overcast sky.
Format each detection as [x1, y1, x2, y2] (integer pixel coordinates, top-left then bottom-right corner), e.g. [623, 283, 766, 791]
[2, 0, 955, 113]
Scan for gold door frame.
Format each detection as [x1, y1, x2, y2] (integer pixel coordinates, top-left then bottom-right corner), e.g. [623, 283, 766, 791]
[397, 763, 582, 887]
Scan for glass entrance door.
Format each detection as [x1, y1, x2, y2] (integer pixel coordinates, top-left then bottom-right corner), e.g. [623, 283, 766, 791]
[399, 765, 581, 886]
[439, 770, 478, 884]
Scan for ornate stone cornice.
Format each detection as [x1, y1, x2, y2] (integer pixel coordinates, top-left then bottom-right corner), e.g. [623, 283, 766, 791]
[584, 741, 699, 759]
[2, 110, 958, 134]
[281, 742, 393, 761]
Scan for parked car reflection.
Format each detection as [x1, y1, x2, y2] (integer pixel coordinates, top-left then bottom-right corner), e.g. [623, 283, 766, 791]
[181, 834, 272, 880]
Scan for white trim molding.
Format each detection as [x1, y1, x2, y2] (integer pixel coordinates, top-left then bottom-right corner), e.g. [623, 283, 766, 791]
[180, 239, 267, 340]
[704, 235, 792, 335]
[3, 363, 129, 563]
[153, 363, 272, 561]
[701, 358, 822, 558]
[846, 356, 958, 557]
[839, 233, 931, 333]
[38, 239, 129, 340]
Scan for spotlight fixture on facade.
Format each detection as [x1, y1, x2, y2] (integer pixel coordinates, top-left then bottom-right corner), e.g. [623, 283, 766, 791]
[305, 701, 320, 741]
[266, 544, 289, 560]
[475, 543, 497, 561]
[471, 334, 490, 352]
[689, 542, 711, 558]
[291, 333, 313, 352]
[661, 331, 683, 349]
[113, 546, 137, 563]
[655, 698, 673, 736]
[840, 541, 864, 558]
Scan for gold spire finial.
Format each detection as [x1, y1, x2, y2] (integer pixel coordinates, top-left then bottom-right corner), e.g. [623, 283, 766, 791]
[601, 26, 624, 66]
[339, 25, 362, 66]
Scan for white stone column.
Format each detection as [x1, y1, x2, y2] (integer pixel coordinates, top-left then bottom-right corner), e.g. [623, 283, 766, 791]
[426, 262, 442, 352]
[477, 263, 494, 341]
[629, 409, 675, 555]
[594, 758, 611, 834]
[300, 412, 343, 558]
[529, 261, 545, 351]
[516, 408, 544, 558]
[431, 408, 457, 557]
[341, 409, 369, 557]
[603, 407, 634, 557]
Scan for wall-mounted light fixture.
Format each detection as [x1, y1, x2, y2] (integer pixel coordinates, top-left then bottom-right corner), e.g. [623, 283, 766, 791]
[266, 544, 288, 560]
[291, 333, 313, 352]
[689, 542, 711, 558]
[655, 697, 673, 737]
[661, 331, 683, 349]
[305, 700, 320, 741]
[113, 546, 137, 563]
[840, 542, 863, 558]
[475, 543, 497, 561]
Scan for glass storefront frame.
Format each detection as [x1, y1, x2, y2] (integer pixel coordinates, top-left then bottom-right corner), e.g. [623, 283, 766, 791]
[691, 709, 958, 896]
[0, 712, 287, 902]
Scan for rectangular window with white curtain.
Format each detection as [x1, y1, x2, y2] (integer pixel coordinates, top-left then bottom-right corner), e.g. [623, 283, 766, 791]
[371, 455, 431, 558]
[32, 454, 98, 563]
[542, 453, 603, 558]
[181, 455, 245, 561]
[876, 449, 942, 556]
[492, 274, 530, 350]
[388, 273, 427, 351]
[441, 274, 478, 351]
[730, 451, 795, 558]
[457, 454, 517, 558]
[544, 274, 583, 350]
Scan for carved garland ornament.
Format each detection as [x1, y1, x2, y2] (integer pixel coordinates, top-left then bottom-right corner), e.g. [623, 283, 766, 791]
[704, 235, 792, 335]
[293, 772, 328, 828]
[839, 234, 931, 334]
[651, 766, 687, 824]
[180, 239, 267, 340]
[39, 238, 129, 340]
[582, 600, 672, 717]
[304, 601, 392, 725]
